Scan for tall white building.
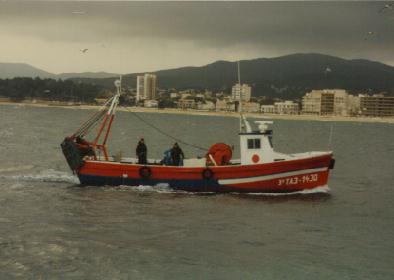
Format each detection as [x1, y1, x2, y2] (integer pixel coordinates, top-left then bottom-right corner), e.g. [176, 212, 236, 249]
[231, 83, 251, 102]
[136, 75, 144, 102]
[136, 74, 157, 101]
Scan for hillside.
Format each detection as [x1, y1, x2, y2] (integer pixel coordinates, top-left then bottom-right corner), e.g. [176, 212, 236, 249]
[2, 54, 394, 99]
[72, 53, 394, 98]
[0, 63, 118, 80]
[0, 63, 54, 79]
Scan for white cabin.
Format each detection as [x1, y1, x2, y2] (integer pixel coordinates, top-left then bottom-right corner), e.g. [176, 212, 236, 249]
[239, 117, 289, 165]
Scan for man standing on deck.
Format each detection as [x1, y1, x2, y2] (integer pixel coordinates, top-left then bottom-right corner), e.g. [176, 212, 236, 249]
[136, 138, 147, 164]
[171, 142, 184, 166]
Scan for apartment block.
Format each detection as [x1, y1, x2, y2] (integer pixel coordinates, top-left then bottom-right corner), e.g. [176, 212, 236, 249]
[302, 89, 349, 116]
[359, 94, 394, 117]
[231, 83, 251, 102]
[136, 74, 157, 101]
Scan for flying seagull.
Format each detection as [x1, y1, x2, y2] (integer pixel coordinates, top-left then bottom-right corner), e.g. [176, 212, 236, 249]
[80, 48, 88, 53]
[379, 3, 393, 13]
[364, 31, 376, 40]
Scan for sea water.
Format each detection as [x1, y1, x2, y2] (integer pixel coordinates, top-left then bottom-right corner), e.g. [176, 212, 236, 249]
[0, 104, 393, 279]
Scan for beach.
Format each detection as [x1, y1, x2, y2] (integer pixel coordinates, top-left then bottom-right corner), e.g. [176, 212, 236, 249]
[1, 100, 394, 124]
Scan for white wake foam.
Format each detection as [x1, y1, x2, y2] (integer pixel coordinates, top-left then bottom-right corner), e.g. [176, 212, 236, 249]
[243, 185, 330, 196]
[106, 183, 174, 193]
[0, 165, 35, 173]
[3, 169, 79, 184]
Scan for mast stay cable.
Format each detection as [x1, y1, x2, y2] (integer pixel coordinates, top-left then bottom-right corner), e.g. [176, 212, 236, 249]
[121, 106, 208, 151]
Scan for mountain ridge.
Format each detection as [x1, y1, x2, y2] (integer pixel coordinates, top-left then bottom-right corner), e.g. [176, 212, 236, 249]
[2, 53, 394, 98]
[0, 63, 119, 80]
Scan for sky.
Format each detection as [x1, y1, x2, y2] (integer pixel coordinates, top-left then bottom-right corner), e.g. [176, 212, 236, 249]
[0, 1, 393, 74]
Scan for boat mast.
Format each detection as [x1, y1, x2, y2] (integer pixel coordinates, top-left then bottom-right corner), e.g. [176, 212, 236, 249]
[237, 61, 244, 132]
[92, 77, 121, 160]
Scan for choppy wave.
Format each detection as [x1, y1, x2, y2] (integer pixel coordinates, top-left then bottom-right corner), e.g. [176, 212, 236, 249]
[1, 169, 79, 184]
[0, 165, 35, 173]
[0, 128, 14, 138]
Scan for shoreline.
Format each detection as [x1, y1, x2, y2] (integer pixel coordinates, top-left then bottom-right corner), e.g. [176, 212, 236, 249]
[1, 100, 394, 124]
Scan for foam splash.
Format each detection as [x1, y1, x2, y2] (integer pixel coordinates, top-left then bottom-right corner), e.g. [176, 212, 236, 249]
[106, 183, 174, 193]
[243, 185, 330, 196]
[3, 169, 79, 184]
[103, 184, 329, 196]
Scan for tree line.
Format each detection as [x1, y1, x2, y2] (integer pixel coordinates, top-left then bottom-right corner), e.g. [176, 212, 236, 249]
[0, 77, 106, 102]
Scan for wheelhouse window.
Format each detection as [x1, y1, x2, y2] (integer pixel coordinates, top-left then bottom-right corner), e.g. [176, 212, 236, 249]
[247, 138, 261, 149]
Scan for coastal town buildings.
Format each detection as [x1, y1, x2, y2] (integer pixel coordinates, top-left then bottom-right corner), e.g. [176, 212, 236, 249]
[261, 105, 275, 114]
[143, 99, 158, 108]
[231, 83, 251, 102]
[197, 101, 215, 111]
[241, 102, 260, 113]
[216, 98, 235, 111]
[136, 74, 157, 101]
[274, 101, 300, 114]
[132, 82, 394, 118]
[170, 92, 179, 99]
[359, 94, 394, 117]
[136, 75, 144, 102]
[177, 98, 196, 110]
[181, 93, 192, 99]
[302, 89, 350, 116]
[260, 101, 300, 114]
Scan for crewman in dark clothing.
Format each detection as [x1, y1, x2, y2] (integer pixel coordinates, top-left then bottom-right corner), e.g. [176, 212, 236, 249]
[75, 136, 95, 158]
[171, 142, 184, 166]
[136, 138, 147, 164]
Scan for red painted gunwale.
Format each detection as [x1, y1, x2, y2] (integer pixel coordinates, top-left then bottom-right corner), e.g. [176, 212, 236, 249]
[78, 153, 332, 191]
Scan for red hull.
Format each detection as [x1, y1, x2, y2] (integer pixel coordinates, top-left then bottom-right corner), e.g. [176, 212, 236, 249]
[77, 153, 334, 193]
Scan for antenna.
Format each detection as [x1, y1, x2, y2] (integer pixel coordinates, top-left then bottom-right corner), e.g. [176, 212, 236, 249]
[237, 61, 241, 85]
[327, 124, 334, 149]
[237, 61, 242, 114]
[237, 61, 244, 132]
[114, 75, 122, 96]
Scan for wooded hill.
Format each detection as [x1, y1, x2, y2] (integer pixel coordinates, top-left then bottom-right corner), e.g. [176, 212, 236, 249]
[70, 53, 394, 99]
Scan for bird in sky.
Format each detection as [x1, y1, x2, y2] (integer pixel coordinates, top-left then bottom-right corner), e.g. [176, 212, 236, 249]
[364, 31, 376, 40]
[80, 48, 88, 53]
[378, 3, 393, 13]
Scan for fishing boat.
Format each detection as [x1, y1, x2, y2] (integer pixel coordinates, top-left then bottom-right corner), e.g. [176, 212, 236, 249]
[61, 79, 335, 193]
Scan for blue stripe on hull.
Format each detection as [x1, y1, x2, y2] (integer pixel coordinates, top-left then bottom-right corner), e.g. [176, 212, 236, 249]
[78, 174, 221, 192]
[77, 174, 303, 193]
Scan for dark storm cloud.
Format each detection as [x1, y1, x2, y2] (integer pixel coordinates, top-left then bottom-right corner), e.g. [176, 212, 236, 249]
[0, 1, 393, 65]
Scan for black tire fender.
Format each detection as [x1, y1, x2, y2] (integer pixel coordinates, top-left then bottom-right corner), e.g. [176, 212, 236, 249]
[329, 158, 335, 170]
[139, 166, 152, 179]
[202, 168, 214, 180]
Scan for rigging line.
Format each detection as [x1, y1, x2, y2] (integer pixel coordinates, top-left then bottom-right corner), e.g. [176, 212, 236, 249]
[74, 105, 109, 136]
[75, 109, 108, 137]
[73, 97, 113, 136]
[121, 106, 208, 151]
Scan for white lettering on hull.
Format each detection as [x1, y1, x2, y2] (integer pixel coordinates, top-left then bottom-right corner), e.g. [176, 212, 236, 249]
[218, 167, 327, 185]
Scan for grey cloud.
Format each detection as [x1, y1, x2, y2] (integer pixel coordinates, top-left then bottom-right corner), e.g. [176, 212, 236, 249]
[0, 1, 393, 66]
